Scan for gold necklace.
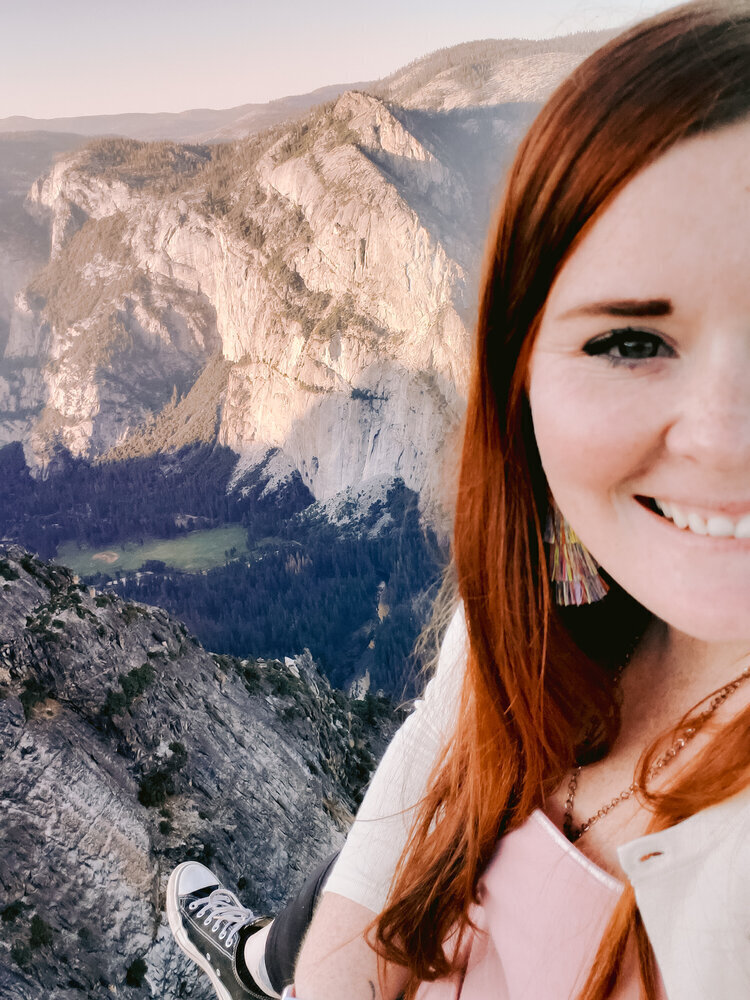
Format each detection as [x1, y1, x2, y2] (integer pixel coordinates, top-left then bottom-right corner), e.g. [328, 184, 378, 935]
[563, 662, 750, 842]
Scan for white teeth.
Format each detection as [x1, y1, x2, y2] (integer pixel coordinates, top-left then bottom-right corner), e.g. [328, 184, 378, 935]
[653, 499, 750, 538]
[706, 515, 735, 537]
[670, 504, 688, 529]
[687, 513, 708, 535]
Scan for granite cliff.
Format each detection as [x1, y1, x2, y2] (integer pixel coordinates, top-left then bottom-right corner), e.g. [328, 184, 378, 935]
[1, 92, 525, 526]
[0, 31, 613, 531]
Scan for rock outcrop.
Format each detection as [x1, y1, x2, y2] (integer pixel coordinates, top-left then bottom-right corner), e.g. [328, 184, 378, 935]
[0, 546, 397, 999]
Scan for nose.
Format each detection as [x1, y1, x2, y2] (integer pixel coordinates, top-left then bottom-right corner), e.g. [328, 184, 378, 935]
[664, 346, 750, 471]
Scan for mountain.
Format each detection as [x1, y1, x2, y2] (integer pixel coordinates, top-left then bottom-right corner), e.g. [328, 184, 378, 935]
[373, 30, 616, 108]
[0, 545, 399, 999]
[3, 91, 534, 527]
[0, 36, 617, 995]
[0, 31, 616, 534]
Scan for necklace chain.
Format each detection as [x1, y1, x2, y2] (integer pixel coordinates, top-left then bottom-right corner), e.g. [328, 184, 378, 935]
[563, 662, 750, 842]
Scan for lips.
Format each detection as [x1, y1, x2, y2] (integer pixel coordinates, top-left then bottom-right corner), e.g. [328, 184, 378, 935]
[649, 498, 750, 538]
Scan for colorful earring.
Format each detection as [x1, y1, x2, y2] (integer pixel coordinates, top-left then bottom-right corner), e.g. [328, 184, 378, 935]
[544, 503, 609, 606]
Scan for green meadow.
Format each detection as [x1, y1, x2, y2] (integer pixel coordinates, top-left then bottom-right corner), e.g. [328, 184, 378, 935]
[55, 524, 249, 577]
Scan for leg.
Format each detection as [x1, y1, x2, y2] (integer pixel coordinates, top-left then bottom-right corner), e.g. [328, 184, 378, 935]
[262, 853, 339, 993]
[167, 853, 339, 1000]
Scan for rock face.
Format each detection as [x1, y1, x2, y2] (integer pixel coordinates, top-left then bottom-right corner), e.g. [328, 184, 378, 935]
[0, 134, 90, 458]
[0, 31, 612, 531]
[0, 546, 397, 999]
[1, 93, 518, 526]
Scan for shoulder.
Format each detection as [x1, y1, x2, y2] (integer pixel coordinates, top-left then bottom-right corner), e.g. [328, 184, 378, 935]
[431, 601, 468, 692]
[441, 601, 468, 661]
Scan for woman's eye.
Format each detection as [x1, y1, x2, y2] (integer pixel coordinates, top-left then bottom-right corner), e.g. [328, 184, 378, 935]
[582, 329, 674, 366]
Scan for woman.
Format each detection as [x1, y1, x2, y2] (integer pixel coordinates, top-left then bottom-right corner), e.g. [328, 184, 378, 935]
[169, 2, 750, 997]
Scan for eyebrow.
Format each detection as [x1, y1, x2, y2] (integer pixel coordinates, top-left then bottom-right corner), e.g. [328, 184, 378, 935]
[558, 298, 674, 320]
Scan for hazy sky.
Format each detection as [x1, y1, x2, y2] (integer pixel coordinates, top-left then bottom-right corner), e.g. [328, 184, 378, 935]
[2, 0, 676, 120]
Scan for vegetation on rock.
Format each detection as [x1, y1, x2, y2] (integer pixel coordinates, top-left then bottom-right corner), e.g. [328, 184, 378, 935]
[0, 542, 402, 997]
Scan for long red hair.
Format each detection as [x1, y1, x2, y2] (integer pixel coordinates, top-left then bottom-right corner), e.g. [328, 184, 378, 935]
[375, 3, 750, 997]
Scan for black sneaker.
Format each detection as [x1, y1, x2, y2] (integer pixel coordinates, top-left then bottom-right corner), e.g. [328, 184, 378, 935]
[167, 861, 274, 1000]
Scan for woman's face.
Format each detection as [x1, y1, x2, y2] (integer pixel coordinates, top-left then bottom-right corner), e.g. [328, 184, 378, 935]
[528, 119, 750, 641]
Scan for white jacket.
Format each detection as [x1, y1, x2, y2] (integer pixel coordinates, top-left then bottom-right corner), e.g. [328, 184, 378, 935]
[617, 783, 750, 998]
[324, 605, 750, 998]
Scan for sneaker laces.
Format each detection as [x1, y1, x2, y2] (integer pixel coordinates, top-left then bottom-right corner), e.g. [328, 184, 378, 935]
[191, 888, 254, 948]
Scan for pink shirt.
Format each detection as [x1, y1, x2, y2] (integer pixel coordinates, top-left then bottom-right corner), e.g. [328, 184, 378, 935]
[416, 809, 667, 1000]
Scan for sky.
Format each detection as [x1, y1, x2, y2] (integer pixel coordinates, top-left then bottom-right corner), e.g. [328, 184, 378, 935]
[1, 0, 676, 120]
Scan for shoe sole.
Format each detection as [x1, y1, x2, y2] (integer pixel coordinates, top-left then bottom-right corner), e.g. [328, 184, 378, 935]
[167, 862, 236, 1000]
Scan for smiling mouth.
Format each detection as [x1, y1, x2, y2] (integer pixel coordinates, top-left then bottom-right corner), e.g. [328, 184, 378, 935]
[637, 496, 750, 538]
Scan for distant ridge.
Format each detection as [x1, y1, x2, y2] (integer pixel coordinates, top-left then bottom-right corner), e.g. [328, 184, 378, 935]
[373, 30, 618, 109]
[0, 81, 372, 143]
[0, 28, 621, 142]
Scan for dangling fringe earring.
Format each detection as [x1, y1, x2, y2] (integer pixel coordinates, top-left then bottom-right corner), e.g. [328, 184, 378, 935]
[545, 503, 609, 606]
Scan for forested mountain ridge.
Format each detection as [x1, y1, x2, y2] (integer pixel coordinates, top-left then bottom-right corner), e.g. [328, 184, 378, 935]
[373, 29, 616, 109]
[0, 545, 400, 999]
[0, 82, 368, 143]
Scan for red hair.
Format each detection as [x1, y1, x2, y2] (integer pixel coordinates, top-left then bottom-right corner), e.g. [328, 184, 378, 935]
[375, 3, 750, 997]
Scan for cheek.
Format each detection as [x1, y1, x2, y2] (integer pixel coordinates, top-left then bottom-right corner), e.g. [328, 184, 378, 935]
[528, 360, 658, 520]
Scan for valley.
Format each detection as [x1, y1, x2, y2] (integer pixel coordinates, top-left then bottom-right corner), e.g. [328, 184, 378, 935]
[55, 522, 250, 576]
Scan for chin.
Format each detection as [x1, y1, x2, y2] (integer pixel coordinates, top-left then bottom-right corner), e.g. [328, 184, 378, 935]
[592, 531, 750, 644]
[661, 615, 750, 644]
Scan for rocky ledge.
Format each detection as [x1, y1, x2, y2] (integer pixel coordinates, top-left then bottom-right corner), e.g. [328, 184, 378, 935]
[0, 545, 399, 999]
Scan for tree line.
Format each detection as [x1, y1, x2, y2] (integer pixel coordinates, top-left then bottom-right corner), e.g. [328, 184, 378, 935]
[0, 442, 309, 558]
[109, 489, 443, 695]
[0, 442, 444, 693]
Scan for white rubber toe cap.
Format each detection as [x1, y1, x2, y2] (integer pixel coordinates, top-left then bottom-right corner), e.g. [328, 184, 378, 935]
[170, 861, 219, 896]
